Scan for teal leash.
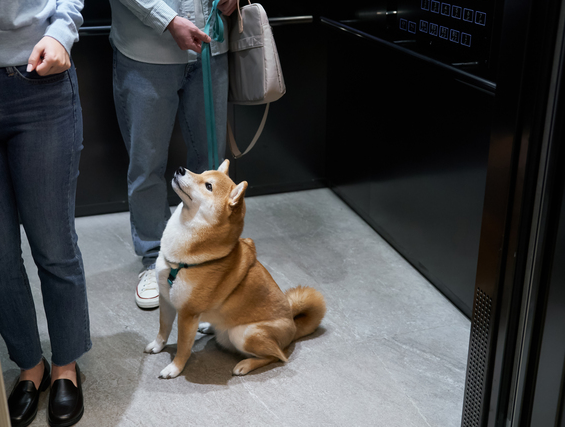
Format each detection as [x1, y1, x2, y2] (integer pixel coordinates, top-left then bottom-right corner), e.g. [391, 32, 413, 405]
[169, 6, 223, 285]
[202, 0, 224, 170]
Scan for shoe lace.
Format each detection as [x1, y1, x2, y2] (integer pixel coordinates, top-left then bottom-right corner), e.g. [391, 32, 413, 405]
[138, 269, 157, 291]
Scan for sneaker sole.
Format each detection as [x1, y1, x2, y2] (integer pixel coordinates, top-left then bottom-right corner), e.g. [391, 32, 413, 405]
[135, 296, 159, 309]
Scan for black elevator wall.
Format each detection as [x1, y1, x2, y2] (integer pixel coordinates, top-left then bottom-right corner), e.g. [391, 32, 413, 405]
[325, 23, 494, 317]
[72, 33, 128, 216]
[231, 21, 327, 194]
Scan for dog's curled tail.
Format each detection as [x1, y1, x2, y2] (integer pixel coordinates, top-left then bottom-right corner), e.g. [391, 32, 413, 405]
[286, 286, 326, 341]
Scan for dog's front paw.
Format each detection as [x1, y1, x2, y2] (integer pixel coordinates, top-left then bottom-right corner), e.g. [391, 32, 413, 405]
[145, 339, 165, 354]
[159, 363, 182, 379]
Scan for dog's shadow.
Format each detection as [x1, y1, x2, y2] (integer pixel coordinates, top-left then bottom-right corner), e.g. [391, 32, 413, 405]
[161, 326, 327, 385]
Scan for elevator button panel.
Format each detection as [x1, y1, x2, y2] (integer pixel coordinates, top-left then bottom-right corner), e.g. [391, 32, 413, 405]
[420, 20, 429, 32]
[463, 8, 474, 22]
[396, 0, 495, 64]
[441, 3, 451, 16]
[399, 1, 487, 47]
[461, 32, 472, 47]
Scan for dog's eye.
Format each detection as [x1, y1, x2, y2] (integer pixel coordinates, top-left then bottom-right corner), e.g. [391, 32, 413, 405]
[205, 183, 213, 192]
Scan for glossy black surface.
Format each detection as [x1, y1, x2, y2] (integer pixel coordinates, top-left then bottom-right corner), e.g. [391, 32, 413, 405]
[523, 25, 565, 425]
[81, 1, 112, 26]
[323, 0, 501, 82]
[325, 20, 493, 317]
[528, 175, 565, 426]
[81, 0, 317, 25]
[72, 34, 128, 216]
[7, 358, 50, 427]
[459, 0, 565, 424]
[231, 21, 327, 195]
[48, 364, 84, 426]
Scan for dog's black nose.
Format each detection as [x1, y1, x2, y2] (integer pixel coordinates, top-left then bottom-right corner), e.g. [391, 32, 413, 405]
[176, 167, 186, 176]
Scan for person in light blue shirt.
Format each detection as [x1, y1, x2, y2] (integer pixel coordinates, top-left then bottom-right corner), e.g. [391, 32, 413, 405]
[0, 1, 91, 426]
[110, 0, 237, 309]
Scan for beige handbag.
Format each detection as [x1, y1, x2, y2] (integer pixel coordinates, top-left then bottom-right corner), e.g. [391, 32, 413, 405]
[227, 0, 286, 158]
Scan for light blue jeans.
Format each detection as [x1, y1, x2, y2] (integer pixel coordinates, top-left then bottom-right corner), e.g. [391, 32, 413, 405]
[0, 63, 92, 370]
[112, 48, 228, 267]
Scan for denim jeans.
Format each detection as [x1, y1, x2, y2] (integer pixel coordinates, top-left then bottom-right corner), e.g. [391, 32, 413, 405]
[0, 64, 92, 369]
[112, 49, 228, 267]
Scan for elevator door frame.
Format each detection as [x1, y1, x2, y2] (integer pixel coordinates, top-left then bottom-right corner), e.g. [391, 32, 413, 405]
[461, 0, 565, 425]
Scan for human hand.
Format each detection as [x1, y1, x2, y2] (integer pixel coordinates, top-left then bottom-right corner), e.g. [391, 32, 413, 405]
[167, 16, 211, 53]
[218, 0, 238, 16]
[27, 36, 71, 76]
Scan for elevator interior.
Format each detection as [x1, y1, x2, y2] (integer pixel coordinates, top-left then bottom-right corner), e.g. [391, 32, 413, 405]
[76, 0, 498, 319]
[3, 0, 565, 425]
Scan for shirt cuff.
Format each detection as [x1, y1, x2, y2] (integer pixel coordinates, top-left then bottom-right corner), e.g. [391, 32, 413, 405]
[44, 21, 79, 57]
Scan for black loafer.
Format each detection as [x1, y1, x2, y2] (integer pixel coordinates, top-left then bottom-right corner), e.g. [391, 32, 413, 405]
[48, 363, 84, 427]
[8, 357, 51, 427]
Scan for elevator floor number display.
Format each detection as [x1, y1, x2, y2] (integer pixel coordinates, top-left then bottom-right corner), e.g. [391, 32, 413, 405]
[400, 1, 488, 49]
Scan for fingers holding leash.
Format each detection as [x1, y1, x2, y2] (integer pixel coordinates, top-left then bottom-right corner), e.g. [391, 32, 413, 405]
[167, 16, 211, 53]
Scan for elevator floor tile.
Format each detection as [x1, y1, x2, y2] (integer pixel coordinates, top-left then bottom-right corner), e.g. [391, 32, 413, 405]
[1, 188, 469, 427]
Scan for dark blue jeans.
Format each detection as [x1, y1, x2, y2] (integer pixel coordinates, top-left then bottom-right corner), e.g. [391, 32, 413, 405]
[0, 64, 92, 369]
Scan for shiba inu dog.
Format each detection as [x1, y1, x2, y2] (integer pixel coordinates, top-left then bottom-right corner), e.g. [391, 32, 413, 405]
[145, 160, 326, 378]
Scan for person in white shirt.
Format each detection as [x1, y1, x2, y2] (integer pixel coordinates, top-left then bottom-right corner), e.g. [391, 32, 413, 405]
[109, 0, 237, 309]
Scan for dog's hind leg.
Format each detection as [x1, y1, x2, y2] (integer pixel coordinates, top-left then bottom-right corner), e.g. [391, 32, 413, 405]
[231, 330, 289, 376]
[145, 297, 176, 354]
[233, 356, 280, 376]
[159, 311, 199, 379]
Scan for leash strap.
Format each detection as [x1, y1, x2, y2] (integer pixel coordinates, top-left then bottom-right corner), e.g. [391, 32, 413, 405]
[202, 0, 224, 170]
[167, 263, 192, 287]
[168, 5, 223, 287]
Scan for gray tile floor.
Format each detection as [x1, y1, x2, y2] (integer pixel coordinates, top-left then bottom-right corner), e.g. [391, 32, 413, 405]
[1, 188, 470, 427]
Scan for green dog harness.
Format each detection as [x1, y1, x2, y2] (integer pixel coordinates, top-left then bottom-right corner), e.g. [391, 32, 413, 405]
[167, 263, 195, 287]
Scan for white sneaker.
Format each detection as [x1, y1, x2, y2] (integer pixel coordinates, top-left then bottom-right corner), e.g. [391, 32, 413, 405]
[135, 268, 159, 309]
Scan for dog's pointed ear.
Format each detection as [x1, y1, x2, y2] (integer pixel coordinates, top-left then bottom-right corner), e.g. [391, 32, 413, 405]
[229, 181, 248, 208]
[218, 159, 230, 175]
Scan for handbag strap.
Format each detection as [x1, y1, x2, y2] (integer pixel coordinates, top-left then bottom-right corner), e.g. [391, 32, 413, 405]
[227, 103, 270, 158]
[202, 0, 224, 170]
[236, 0, 252, 33]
